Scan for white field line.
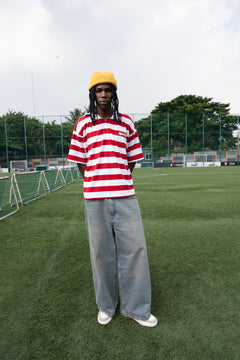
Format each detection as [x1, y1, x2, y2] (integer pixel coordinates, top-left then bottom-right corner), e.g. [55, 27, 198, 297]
[133, 170, 240, 179]
[133, 173, 168, 179]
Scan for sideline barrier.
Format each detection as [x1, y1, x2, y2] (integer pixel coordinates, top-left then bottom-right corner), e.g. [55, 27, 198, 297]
[13, 171, 49, 205]
[0, 176, 19, 220]
[44, 169, 65, 192]
[0, 167, 80, 220]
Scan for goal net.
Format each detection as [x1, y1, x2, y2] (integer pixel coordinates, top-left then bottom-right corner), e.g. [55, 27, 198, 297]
[184, 153, 208, 167]
[0, 176, 19, 220]
[10, 160, 28, 172]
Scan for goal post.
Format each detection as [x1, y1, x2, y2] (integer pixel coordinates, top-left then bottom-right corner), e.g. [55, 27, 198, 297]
[10, 160, 28, 172]
[184, 153, 208, 167]
[184, 153, 221, 167]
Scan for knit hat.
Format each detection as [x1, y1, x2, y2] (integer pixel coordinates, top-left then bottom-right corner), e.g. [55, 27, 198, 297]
[88, 71, 117, 91]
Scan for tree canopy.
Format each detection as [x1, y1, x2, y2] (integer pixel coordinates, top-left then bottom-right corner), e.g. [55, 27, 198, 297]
[152, 95, 230, 115]
[65, 106, 89, 125]
[0, 111, 73, 164]
[0, 106, 90, 166]
[135, 95, 238, 157]
[0, 98, 238, 166]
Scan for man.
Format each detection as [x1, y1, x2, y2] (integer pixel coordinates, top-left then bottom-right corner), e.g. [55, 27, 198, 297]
[68, 71, 157, 327]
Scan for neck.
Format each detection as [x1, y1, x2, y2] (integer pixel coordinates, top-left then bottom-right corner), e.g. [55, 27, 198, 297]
[97, 107, 113, 121]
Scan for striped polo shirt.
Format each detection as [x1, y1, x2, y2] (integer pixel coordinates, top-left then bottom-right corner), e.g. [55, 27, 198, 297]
[68, 113, 144, 200]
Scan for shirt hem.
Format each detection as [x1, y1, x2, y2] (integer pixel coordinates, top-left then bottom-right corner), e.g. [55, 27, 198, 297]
[68, 159, 86, 164]
[84, 194, 136, 200]
[128, 157, 144, 163]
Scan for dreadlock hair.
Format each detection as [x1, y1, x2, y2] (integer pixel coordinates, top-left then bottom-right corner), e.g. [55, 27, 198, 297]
[89, 84, 121, 126]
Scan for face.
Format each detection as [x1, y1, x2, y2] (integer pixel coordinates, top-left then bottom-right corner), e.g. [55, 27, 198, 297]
[95, 83, 113, 112]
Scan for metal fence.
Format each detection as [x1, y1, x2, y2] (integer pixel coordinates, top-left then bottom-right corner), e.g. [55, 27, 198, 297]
[144, 113, 240, 166]
[0, 113, 240, 170]
[0, 115, 73, 170]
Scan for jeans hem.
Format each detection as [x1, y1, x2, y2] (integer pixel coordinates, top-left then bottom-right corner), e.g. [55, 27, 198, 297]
[120, 309, 151, 321]
[98, 306, 117, 318]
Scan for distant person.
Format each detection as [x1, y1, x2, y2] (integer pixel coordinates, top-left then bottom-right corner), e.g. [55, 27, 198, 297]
[68, 71, 157, 327]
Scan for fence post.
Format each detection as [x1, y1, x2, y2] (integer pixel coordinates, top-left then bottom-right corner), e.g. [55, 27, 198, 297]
[219, 114, 222, 163]
[185, 114, 188, 165]
[42, 116, 47, 166]
[150, 114, 153, 163]
[202, 114, 205, 155]
[237, 116, 239, 166]
[60, 115, 64, 169]
[24, 116, 28, 169]
[167, 113, 170, 167]
[4, 117, 9, 172]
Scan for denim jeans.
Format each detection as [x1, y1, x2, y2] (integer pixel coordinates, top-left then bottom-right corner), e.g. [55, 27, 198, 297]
[85, 197, 151, 321]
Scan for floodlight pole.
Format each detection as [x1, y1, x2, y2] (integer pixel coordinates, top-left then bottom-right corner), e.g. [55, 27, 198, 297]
[31, 73, 36, 116]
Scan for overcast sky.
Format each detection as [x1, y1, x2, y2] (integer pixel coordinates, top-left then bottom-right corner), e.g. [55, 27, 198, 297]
[1, 0, 240, 118]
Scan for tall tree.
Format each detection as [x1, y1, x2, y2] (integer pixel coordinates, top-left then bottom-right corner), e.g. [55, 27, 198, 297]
[152, 95, 230, 115]
[65, 106, 89, 125]
[0, 111, 43, 162]
[0, 111, 74, 164]
[135, 95, 238, 156]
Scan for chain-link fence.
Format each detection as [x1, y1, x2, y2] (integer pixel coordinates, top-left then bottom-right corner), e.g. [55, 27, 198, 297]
[138, 113, 240, 166]
[0, 115, 73, 170]
[0, 113, 239, 171]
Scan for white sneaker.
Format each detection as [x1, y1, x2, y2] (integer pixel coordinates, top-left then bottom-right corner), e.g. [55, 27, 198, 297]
[133, 314, 158, 328]
[97, 311, 112, 325]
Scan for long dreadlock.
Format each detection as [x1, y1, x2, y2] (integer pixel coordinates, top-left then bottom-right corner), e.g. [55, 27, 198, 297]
[89, 84, 121, 126]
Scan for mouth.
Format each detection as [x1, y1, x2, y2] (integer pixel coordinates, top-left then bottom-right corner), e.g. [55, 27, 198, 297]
[99, 101, 109, 106]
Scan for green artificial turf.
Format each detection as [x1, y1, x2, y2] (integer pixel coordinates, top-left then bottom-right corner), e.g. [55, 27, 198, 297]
[0, 167, 240, 359]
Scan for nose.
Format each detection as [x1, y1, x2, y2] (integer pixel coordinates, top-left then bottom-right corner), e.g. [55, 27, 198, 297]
[101, 90, 107, 98]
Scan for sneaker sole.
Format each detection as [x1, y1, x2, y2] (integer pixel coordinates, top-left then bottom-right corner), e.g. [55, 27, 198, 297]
[98, 315, 112, 325]
[121, 314, 158, 328]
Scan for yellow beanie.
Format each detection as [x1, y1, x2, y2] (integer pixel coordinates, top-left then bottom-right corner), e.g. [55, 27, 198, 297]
[88, 71, 117, 91]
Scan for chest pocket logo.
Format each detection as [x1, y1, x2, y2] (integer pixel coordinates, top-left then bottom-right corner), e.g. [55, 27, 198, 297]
[118, 131, 126, 138]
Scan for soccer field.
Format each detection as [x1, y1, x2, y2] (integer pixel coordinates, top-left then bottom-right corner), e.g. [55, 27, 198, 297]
[1, 167, 239, 360]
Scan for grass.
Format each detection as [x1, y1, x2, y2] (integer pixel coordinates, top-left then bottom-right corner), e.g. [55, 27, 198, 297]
[0, 167, 240, 359]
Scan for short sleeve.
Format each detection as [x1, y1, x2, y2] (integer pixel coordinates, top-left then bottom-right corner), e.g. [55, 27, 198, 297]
[68, 119, 87, 164]
[127, 121, 144, 163]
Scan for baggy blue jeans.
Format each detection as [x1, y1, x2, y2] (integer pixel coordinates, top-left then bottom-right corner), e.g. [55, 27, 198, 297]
[85, 196, 151, 321]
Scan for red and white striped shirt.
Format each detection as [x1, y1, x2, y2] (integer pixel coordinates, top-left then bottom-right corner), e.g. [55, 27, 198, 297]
[68, 113, 144, 200]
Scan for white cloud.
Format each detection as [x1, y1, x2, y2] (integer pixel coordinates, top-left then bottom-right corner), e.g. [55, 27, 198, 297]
[0, 0, 240, 116]
[0, 0, 57, 69]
